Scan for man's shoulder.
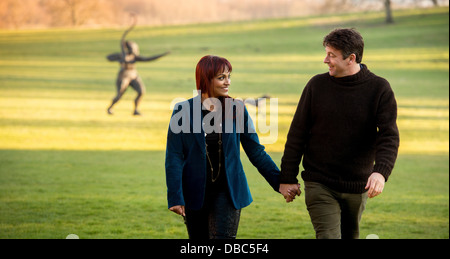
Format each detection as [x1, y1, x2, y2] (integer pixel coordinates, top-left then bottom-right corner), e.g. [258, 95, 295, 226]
[304, 72, 330, 91]
[367, 71, 392, 91]
[373, 74, 390, 85]
[311, 72, 330, 81]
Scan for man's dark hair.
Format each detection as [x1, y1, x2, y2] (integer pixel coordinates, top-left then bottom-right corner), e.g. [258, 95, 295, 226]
[323, 28, 364, 63]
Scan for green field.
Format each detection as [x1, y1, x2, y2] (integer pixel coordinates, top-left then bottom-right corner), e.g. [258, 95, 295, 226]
[0, 7, 448, 239]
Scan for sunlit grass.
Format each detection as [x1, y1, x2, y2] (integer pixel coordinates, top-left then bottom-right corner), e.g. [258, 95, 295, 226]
[0, 90, 447, 155]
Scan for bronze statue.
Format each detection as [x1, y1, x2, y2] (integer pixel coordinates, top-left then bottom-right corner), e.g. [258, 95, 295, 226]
[107, 15, 169, 115]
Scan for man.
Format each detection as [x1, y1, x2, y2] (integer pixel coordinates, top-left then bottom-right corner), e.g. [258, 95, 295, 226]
[279, 28, 399, 239]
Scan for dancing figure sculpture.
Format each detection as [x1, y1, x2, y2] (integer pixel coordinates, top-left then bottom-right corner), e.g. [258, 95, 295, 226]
[107, 15, 169, 115]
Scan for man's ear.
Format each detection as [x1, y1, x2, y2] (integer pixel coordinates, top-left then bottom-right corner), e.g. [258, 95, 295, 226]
[348, 53, 357, 64]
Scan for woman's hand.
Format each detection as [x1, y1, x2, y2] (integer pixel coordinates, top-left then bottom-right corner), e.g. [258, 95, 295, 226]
[169, 205, 185, 216]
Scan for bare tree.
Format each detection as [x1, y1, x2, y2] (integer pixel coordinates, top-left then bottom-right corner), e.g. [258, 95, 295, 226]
[0, 0, 46, 29]
[384, 0, 394, 23]
[43, 0, 113, 27]
[64, 0, 81, 26]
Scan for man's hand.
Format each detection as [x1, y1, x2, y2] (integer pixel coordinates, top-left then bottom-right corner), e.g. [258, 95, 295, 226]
[365, 172, 385, 198]
[169, 205, 185, 216]
[279, 183, 301, 203]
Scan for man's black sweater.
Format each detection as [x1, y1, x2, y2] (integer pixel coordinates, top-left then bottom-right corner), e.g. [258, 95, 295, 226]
[280, 64, 400, 193]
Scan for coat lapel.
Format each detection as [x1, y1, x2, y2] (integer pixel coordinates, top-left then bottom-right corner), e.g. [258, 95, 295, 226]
[191, 95, 205, 154]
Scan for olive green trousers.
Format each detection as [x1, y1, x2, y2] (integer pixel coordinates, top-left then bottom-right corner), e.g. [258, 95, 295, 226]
[304, 181, 369, 239]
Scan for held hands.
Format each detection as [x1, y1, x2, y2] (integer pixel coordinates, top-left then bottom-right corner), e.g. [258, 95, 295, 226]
[279, 183, 301, 203]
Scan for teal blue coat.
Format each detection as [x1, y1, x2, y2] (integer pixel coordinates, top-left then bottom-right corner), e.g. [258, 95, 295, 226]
[165, 95, 280, 210]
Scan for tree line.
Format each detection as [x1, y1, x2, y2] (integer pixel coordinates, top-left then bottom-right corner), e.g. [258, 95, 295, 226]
[0, 0, 444, 29]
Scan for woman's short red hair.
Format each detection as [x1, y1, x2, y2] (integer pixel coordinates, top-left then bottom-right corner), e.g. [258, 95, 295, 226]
[195, 55, 232, 98]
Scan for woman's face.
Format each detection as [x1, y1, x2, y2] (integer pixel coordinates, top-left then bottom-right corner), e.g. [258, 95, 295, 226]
[211, 67, 231, 97]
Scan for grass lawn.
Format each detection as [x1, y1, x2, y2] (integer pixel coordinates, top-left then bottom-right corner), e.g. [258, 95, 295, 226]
[0, 7, 448, 239]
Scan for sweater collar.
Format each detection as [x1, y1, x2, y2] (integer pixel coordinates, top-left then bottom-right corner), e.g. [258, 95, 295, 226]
[329, 63, 371, 86]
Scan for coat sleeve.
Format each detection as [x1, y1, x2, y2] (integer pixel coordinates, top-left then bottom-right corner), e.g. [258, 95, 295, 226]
[165, 107, 185, 208]
[240, 106, 280, 192]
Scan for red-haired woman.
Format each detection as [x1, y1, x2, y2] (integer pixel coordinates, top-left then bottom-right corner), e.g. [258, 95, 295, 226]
[165, 55, 291, 239]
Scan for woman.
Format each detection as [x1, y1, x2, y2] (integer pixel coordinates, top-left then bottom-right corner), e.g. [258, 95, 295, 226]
[165, 55, 285, 239]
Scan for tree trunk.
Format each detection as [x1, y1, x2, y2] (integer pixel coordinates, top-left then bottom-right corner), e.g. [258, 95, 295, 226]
[385, 0, 394, 24]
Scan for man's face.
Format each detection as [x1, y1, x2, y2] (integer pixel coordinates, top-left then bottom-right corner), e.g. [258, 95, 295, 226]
[324, 45, 352, 78]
